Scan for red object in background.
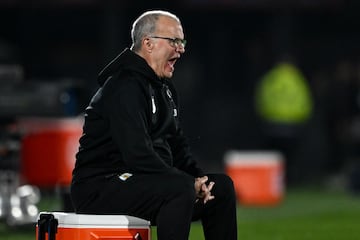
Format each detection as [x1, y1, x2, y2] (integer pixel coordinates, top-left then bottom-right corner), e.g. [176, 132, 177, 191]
[19, 118, 83, 187]
[225, 151, 285, 206]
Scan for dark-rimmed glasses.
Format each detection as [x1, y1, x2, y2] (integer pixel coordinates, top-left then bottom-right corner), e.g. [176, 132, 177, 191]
[149, 36, 187, 48]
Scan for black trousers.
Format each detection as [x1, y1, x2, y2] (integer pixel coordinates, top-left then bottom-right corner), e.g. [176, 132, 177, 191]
[71, 171, 237, 240]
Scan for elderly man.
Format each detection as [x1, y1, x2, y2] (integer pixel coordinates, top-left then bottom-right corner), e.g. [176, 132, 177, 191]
[71, 10, 237, 240]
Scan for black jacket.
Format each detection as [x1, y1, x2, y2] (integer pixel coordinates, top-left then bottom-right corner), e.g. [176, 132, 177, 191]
[72, 48, 204, 183]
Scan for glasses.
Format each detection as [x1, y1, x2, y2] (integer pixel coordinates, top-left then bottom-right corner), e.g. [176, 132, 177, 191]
[149, 36, 187, 48]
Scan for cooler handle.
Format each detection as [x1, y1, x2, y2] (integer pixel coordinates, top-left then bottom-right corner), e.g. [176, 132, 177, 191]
[90, 231, 144, 240]
[134, 232, 142, 240]
[37, 213, 59, 240]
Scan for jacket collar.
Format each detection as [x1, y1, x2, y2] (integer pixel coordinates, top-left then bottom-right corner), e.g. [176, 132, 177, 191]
[97, 48, 167, 87]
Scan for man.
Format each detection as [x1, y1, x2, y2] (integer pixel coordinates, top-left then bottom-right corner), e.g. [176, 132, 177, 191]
[71, 10, 237, 240]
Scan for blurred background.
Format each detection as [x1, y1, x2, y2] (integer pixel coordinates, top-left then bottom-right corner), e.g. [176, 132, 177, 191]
[1, 0, 360, 237]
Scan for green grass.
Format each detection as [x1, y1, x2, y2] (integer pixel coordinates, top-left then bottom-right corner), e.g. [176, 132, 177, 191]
[234, 188, 360, 240]
[1, 188, 360, 240]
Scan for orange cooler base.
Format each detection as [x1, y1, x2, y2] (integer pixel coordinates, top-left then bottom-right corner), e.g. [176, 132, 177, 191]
[36, 212, 151, 240]
[36, 228, 149, 240]
[225, 151, 285, 206]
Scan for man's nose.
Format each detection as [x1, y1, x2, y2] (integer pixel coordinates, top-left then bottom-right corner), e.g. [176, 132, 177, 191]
[176, 46, 185, 54]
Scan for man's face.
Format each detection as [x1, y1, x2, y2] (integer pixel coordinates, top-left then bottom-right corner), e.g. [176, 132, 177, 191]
[147, 16, 185, 79]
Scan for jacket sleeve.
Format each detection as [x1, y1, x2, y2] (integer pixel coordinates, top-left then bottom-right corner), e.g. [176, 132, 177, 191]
[168, 127, 204, 177]
[102, 76, 174, 173]
[167, 81, 204, 177]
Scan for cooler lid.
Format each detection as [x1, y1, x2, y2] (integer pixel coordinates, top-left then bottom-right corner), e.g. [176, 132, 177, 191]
[38, 212, 150, 228]
[225, 150, 284, 166]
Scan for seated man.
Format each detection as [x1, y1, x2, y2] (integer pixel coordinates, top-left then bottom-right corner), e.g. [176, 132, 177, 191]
[70, 10, 237, 240]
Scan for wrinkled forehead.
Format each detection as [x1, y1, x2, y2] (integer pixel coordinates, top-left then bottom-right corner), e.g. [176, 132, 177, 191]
[155, 16, 184, 37]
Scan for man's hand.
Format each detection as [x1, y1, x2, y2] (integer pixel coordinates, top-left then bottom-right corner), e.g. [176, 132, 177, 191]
[194, 176, 215, 204]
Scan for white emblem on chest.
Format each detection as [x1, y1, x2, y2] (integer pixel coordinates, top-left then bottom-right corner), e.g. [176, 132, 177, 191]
[166, 88, 172, 98]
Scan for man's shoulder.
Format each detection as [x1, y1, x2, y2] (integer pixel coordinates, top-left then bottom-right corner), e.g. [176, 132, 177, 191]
[102, 70, 150, 97]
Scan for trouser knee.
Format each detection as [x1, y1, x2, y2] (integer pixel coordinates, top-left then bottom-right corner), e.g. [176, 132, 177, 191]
[209, 173, 236, 201]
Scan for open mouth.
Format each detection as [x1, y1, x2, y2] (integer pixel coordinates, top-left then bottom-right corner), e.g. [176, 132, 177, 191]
[167, 57, 178, 71]
[168, 57, 177, 66]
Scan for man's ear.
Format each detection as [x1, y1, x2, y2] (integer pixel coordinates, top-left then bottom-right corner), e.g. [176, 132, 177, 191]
[143, 38, 153, 53]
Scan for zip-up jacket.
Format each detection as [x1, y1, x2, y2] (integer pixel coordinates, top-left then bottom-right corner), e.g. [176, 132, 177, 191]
[72, 48, 204, 183]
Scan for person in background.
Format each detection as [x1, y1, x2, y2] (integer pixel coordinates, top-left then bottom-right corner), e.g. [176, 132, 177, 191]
[70, 10, 237, 240]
